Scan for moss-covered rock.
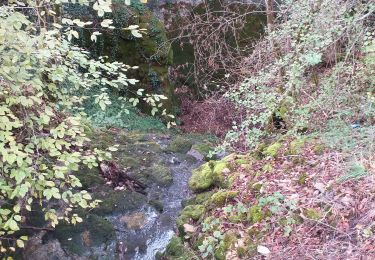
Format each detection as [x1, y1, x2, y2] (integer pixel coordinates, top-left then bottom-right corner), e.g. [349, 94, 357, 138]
[190, 142, 214, 160]
[51, 214, 115, 255]
[148, 164, 173, 186]
[158, 236, 198, 260]
[189, 161, 227, 192]
[93, 189, 147, 216]
[208, 190, 238, 207]
[118, 156, 143, 169]
[176, 205, 205, 233]
[166, 136, 193, 153]
[181, 191, 215, 208]
[262, 142, 282, 157]
[180, 205, 205, 221]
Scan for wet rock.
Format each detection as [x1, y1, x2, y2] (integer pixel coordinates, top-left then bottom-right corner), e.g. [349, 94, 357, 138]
[189, 142, 214, 160]
[149, 199, 164, 212]
[187, 148, 205, 161]
[24, 232, 75, 260]
[149, 164, 173, 186]
[93, 189, 147, 216]
[120, 212, 146, 229]
[49, 214, 115, 256]
[169, 156, 181, 164]
[165, 136, 193, 153]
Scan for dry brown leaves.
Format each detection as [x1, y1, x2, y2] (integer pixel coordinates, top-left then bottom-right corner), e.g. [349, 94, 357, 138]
[215, 139, 375, 259]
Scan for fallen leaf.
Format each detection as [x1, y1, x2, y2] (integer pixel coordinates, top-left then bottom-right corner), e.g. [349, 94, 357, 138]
[183, 224, 196, 233]
[257, 245, 271, 255]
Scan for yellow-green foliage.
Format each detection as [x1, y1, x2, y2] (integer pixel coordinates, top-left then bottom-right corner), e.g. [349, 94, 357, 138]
[0, 1, 169, 252]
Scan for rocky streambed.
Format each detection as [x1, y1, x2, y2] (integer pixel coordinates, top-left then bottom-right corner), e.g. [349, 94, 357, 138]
[22, 128, 216, 260]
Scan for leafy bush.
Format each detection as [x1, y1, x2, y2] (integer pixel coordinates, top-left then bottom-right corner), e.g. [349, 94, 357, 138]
[225, 1, 375, 150]
[0, 0, 171, 252]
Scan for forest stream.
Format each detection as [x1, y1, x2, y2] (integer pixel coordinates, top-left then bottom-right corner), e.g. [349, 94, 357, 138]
[22, 129, 215, 260]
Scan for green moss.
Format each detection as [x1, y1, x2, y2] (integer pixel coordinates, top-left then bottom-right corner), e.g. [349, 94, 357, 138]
[228, 213, 247, 224]
[262, 142, 282, 157]
[298, 172, 308, 185]
[214, 233, 237, 260]
[180, 205, 205, 221]
[148, 164, 173, 186]
[262, 163, 273, 172]
[247, 205, 264, 224]
[209, 190, 238, 207]
[249, 182, 263, 194]
[288, 138, 307, 155]
[160, 236, 198, 260]
[221, 153, 237, 163]
[235, 158, 248, 165]
[189, 161, 227, 192]
[176, 205, 205, 233]
[181, 191, 215, 208]
[118, 156, 143, 169]
[304, 208, 321, 220]
[166, 136, 193, 153]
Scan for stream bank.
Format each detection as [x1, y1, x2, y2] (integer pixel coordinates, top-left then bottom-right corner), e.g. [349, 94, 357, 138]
[22, 128, 217, 260]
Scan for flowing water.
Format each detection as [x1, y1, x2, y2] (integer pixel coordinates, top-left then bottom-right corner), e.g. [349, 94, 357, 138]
[110, 150, 202, 259]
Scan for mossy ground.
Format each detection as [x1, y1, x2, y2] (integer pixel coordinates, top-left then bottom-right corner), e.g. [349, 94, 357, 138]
[168, 136, 363, 259]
